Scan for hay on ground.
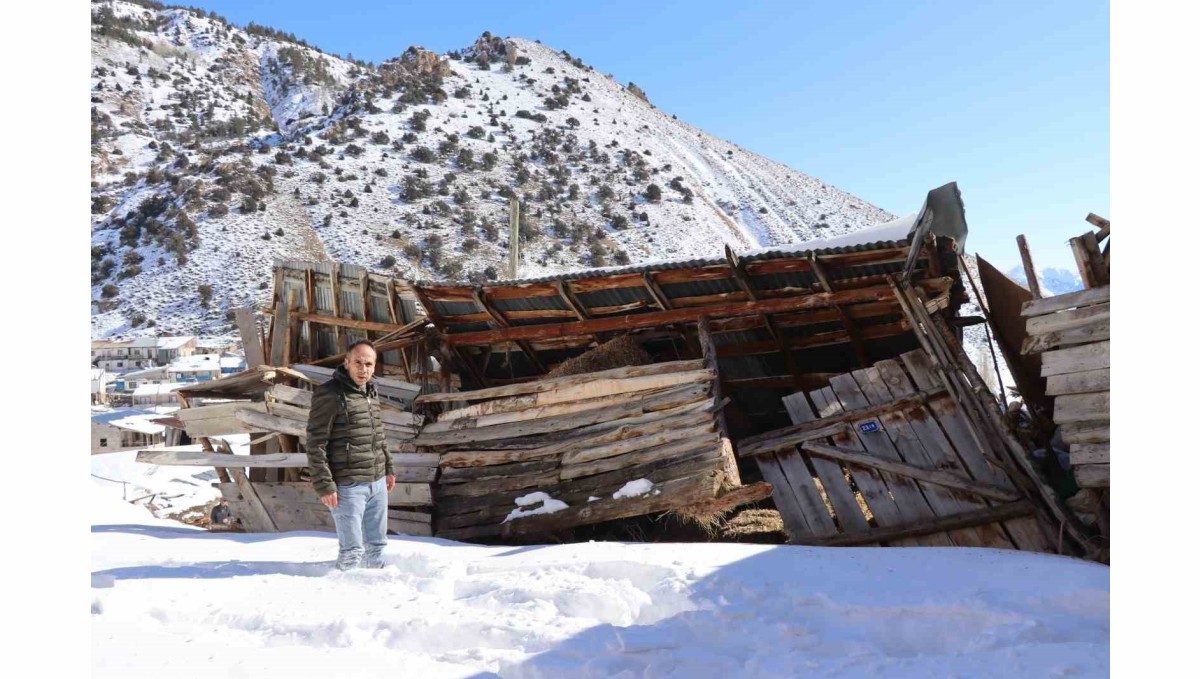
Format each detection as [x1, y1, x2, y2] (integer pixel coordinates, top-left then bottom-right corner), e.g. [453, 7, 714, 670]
[545, 334, 652, 378]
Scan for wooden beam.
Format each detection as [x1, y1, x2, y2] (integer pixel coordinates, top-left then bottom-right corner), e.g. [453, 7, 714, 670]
[1086, 212, 1110, 237]
[228, 468, 278, 532]
[796, 502, 1035, 547]
[641, 272, 673, 310]
[1016, 235, 1042, 299]
[444, 279, 952, 346]
[800, 442, 1019, 502]
[328, 268, 343, 352]
[305, 266, 317, 362]
[553, 280, 591, 320]
[473, 287, 546, 374]
[737, 388, 949, 458]
[288, 311, 408, 334]
[697, 315, 740, 486]
[136, 449, 439, 468]
[1021, 286, 1110, 317]
[235, 308, 266, 369]
[268, 299, 289, 367]
[417, 359, 705, 403]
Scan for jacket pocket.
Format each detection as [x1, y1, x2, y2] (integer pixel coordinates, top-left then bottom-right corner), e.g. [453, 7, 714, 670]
[329, 448, 350, 469]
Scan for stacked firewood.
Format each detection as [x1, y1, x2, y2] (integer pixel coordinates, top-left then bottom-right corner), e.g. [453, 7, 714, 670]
[412, 360, 729, 541]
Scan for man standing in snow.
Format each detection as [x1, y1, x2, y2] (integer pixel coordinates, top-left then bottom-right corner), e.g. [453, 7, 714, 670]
[305, 340, 396, 570]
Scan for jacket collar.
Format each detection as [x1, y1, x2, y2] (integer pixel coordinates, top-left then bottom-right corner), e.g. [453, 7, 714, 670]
[333, 364, 377, 397]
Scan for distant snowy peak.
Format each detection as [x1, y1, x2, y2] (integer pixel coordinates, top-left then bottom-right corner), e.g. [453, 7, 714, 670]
[1004, 266, 1084, 297]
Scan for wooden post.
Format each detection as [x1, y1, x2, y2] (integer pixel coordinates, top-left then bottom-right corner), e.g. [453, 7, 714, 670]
[235, 308, 266, 369]
[697, 315, 742, 487]
[1016, 235, 1042, 299]
[508, 196, 520, 279]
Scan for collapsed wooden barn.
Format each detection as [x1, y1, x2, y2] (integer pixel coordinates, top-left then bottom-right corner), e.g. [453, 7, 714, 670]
[136, 183, 1102, 558]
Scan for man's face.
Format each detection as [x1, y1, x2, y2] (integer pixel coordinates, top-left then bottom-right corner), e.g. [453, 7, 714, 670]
[344, 345, 377, 387]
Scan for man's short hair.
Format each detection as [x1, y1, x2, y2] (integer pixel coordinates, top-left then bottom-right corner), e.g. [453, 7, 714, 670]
[347, 339, 377, 356]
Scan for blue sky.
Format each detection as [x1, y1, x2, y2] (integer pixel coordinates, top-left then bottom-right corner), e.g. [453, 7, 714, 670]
[185, 0, 1108, 270]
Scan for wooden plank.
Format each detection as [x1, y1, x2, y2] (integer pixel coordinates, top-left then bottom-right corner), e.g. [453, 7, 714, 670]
[236, 408, 307, 439]
[808, 386, 905, 536]
[560, 433, 720, 480]
[388, 483, 432, 506]
[696, 315, 741, 486]
[1054, 392, 1110, 424]
[437, 471, 560, 498]
[770, 394, 846, 537]
[825, 374, 943, 546]
[737, 389, 949, 458]
[443, 279, 953, 346]
[800, 442, 1019, 503]
[495, 472, 720, 539]
[439, 459, 559, 483]
[887, 353, 1050, 553]
[797, 502, 1036, 547]
[290, 311, 408, 334]
[429, 370, 714, 429]
[1080, 231, 1108, 286]
[1069, 444, 1109, 465]
[1021, 319, 1109, 354]
[1021, 286, 1110, 317]
[1045, 369, 1110, 396]
[561, 422, 716, 466]
[1060, 421, 1110, 444]
[1016, 235, 1043, 299]
[1074, 464, 1109, 488]
[416, 360, 705, 404]
[415, 383, 709, 445]
[228, 469, 277, 532]
[754, 455, 818, 539]
[137, 449, 437, 468]
[269, 300, 289, 367]
[438, 409, 714, 468]
[235, 309, 266, 369]
[850, 366, 1001, 548]
[388, 518, 433, 536]
[1040, 341, 1110, 376]
[269, 384, 312, 408]
[1025, 303, 1109, 335]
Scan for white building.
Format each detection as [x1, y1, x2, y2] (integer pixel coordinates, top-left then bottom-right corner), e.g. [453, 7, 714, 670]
[132, 382, 185, 407]
[91, 408, 168, 454]
[91, 336, 197, 373]
[91, 367, 114, 405]
[166, 353, 223, 383]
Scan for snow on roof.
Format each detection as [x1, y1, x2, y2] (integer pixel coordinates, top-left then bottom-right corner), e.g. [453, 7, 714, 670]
[132, 383, 185, 396]
[120, 366, 168, 379]
[196, 337, 236, 348]
[739, 213, 918, 258]
[168, 354, 222, 372]
[130, 337, 159, 348]
[92, 340, 130, 349]
[108, 414, 166, 436]
[157, 336, 196, 350]
[219, 355, 246, 369]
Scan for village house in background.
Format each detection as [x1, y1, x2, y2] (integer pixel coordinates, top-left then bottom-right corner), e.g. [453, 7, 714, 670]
[92, 408, 167, 454]
[131, 382, 185, 407]
[91, 367, 114, 405]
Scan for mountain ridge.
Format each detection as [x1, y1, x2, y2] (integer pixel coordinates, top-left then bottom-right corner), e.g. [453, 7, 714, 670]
[90, 1, 896, 338]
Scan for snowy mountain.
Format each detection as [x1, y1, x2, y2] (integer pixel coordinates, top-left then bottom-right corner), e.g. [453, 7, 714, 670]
[90, 0, 894, 338]
[1004, 266, 1085, 298]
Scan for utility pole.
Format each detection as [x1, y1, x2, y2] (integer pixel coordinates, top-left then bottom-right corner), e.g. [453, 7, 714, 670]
[508, 196, 520, 279]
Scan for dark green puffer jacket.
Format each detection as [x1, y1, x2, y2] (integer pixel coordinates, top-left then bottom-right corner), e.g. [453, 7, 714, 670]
[305, 365, 393, 497]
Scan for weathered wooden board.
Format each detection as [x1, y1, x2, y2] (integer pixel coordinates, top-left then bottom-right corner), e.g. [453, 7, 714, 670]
[560, 433, 720, 480]
[414, 384, 709, 445]
[1069, 444, 1110, 465]
[388, 519, 433, 537]
[1060, 420, 1110, 444]
[1021, 286, 1110, 317]
[827, 373, 945, 547]
[439, 459, 559, 483]
[1045, 369, 1109, 396]
[138, 449, 439, 469]
[432, 370, 714, 424]
[1040, 341, 1110, 376]
[1054, 392, 1110, 424]
[1074, 464, 1110, 488]
[851, 365, 1004, 548]
[1025, 303, 1109, 335]
[560, 422, 715, 466]
[416, 360, 705, 403]
[1021, 320, 1110, 354]
[780, 393, 869, 535]
[388, 483, 433, 506]
[891, 352, 1050, 552]
[269, 384, 312, 408]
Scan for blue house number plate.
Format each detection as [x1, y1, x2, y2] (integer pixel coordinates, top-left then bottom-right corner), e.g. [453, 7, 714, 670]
[858, 421, 880, 434]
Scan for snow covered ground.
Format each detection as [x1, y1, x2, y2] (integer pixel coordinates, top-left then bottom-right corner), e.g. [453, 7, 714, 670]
[91, 454, 1109, 677]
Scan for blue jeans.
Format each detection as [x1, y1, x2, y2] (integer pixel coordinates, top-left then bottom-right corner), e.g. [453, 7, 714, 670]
[328, 477, 388, 570]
